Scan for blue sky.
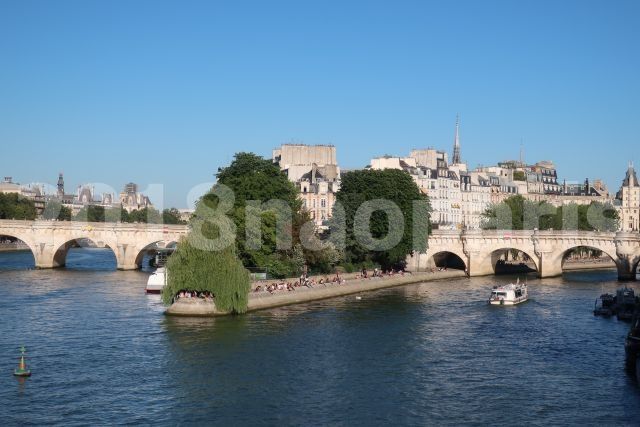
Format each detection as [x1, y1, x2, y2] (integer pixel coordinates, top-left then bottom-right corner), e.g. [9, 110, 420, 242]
[1, 0, 639, 208]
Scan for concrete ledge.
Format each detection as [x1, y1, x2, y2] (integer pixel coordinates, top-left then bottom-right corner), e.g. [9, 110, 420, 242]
[165, 298, 227, 316]
[165, 270, 466, 317]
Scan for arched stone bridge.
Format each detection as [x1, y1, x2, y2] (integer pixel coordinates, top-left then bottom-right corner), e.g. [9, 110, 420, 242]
[408, 229, 640, 281]
[0, 220, 189, 270]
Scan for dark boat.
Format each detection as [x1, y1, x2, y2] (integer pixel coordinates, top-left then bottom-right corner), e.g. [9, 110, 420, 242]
[625, 307, 640, 371]
[593, 293, 615, 317]
[616, 287, 637, 322]
[624, 305, 640, 359]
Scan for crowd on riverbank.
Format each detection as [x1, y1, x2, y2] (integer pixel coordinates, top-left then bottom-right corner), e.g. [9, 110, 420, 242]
[252, 268, 413, 296]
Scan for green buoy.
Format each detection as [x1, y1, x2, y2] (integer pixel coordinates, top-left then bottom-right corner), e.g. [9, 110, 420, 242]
[13, 346, 31, 377]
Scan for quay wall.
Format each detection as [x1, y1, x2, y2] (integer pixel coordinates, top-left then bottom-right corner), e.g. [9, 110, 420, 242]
[166, 270, 466, 317]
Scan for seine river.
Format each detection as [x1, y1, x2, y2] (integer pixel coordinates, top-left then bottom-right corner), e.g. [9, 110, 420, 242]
[0, 249, 639, 426]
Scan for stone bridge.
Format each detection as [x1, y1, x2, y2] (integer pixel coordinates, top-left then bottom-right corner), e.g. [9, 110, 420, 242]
[2, 220, 640, 279]
[407, 229, 640, 281]
[0, 220, 189, 270]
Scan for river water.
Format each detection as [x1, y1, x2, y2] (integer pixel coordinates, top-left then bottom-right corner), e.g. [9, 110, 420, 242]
[0, 249, 639, 426]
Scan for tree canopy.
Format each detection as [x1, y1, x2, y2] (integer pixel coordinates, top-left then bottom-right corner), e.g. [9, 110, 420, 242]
[213, 152, 336, 278]
[482, 195, 619, 232]
[70, 205, 186, 224]
[42, 200, 72, 221]
[329, 169, 431, 270]
[0, 193, 37, 220]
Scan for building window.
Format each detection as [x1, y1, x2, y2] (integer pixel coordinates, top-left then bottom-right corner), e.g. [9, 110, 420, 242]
[321, 198, 326, 208]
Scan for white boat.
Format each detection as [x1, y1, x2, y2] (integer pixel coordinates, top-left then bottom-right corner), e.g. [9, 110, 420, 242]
[146, 267, 166, 294]
[489, 279, 528, 305]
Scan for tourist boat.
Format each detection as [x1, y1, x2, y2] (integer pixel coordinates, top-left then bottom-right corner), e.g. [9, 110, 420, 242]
[489, 279, 528, 305]
[145, 267, 166, 294]
[615, 287, 637, 322]
[593, 293, 615, 317]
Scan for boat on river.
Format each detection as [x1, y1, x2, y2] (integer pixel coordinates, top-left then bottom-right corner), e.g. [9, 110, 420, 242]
[593, 293, 615, 317]
[625, 308, 640, 369]
[146, 267, 166, 294]
[615, 287, 637, 322]
[489, 279, 528, 305]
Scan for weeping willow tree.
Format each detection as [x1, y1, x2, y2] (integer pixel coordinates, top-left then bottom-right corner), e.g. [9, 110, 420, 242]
[161, 186, 251, 313]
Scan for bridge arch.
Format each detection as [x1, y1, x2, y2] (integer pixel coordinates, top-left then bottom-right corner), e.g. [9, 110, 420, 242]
[560, 245, 617, 271]
[0, 232, 37, 269]
[427, 250, 467, 271]
[52, 236, 119, 270]
[486, 247, 539, 275]
[133, 240, 179, 269]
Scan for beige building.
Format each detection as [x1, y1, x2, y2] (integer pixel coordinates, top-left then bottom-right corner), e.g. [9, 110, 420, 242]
[370, 150, 490, 230]
[0, 177, 21, 194]
[370, 119, 492, 230]
[119, 182, 153, 213]
[273, 144, 340, 228]
[617, 163, 640, 232]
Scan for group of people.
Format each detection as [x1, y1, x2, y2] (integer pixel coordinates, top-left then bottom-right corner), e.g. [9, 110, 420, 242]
[355, 267, 409, 280]
[254, 272, 347, 294]
[175, 290, 215, 300]
[253, 268, 414, 295]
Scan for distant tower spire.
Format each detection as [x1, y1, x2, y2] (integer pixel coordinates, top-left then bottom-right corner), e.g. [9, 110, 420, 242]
[57, 172, 64, 197]
[519, 139, 524, 165]
[452, 114, 461, 164]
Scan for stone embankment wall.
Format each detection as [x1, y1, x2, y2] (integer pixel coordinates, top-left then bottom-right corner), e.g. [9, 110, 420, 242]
[166, 270, 466, 317]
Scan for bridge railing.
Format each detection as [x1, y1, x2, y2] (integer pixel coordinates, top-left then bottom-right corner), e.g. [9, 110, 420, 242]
[430, 228, 627, 239]
[0, 219, 190, 233]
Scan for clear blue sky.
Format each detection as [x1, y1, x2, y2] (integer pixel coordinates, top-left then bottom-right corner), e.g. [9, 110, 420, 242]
[1, 0, 639, 208]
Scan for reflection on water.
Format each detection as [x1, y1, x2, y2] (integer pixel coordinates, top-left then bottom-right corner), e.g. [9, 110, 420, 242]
[0, 251, 638, 425]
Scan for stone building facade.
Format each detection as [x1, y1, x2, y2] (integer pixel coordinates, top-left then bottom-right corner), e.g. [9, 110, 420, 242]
[617, 163, 640, 232]
[273, 144, 340, 228]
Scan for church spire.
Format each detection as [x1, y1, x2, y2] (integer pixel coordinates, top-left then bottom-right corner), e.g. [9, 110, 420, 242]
[452, 114, 461, 164]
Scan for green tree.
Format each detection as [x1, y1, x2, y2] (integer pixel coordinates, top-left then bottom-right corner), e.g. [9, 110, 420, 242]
[42, 200, 72, 221]
[482, 197, 620, 232]
[329, 169, 431, 270]
[162, 192, 250, 313]
[73, 205, 105, 222]
[214, 152, 324, 278]
[105, 206, 129, 223]
[549, 201, 618, 231]
[482, 195, 556, 230]
[0, 193, 37, 220]
[162, 208, 185, 224]
[128, 207, 162, 223]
